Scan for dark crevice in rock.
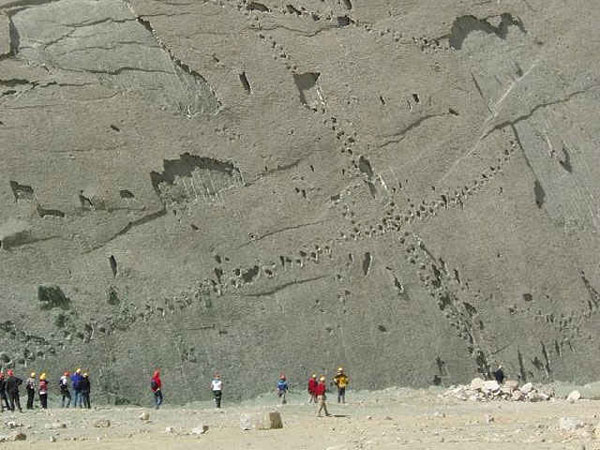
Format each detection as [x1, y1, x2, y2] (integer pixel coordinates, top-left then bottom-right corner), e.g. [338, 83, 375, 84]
[119, 189, 134, 198]
[378, 113, 446, 149]
[559, 146, 572, 173]
[247, 2, 270, 12]
[533, 180, 545, 208]
[242, 266, 259, 283]
[358, 155, 374, 178]
[36, 204, 65, 218]
[239, 71, 251, 93]
[286, 4, 301, 15]
[448, 13, 526, 50]
[109, 255, 118, 277]
[9, 180, 34, 202]
[362, 252, 372, 276]
[341, 0, 352, 10]
[244, 274, 329, 297]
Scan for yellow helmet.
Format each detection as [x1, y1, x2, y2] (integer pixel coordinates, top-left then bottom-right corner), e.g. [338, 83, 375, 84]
[337, 367, 344, 373]
[40, 373, 46, 381]
[319, 375, 326, 381]
[76, 368, 81, 374]
[30, 372, 36, 378]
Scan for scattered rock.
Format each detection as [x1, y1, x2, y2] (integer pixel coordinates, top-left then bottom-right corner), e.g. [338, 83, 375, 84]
[93, 419, 111, 428]
[45, 423, 67, 430]
[191, 424, 209, 435]
[139, 412, 150, 421]
[50, 436, 56, 443]
[484, 414, 494, 424]
[4, 421, 21, 429]
[559, 417, 585, 432]
[258, 411, 283, 430]
[470, 378, 485, 390]
[483, 380, 500, 392]
[567, 390, 582, 402]
[520, 383, 533, 394]
[504, 380, 519, 391]
[11, 432, 27, 441]
[165, 426, 175, 434]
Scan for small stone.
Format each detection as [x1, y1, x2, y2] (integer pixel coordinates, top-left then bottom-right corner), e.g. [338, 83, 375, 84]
[559, 417, 584, 432]
[139, 412, 150, 421]
[191, 424, 209, 435]
[512, 390, 525, 401]
[260, 411, 283, 430]
[567, 390, 581, 402]
[520, 382, 533, 394]
[93, 419, 111, 428]
[11, 432, 27, 441]
[504, 380, 519, 391]
[483, 380, 500, 392]
[50, 436, 56, 443]
[165, 426, 175, 433]
[484, 414, 494, 424]
[45, 423, 67, 430]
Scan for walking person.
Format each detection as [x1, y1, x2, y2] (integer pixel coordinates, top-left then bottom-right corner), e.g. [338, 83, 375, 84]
[315, 375, 330, 417]
[25, 372, 36, 410]
[39, 373, 48, 409]
[6, 370, 23, 413]
[71, 369, 83, 408]
[333, 367, 349, 404]
[59, 372, 71, 408]
[211, 373, 223, 409]
[81, 373, 91, 409]
[276, 374, 289, 405]
[308, 374, 318, 403]
[0, 371, 10, 412]
[151, 370, 163, 409]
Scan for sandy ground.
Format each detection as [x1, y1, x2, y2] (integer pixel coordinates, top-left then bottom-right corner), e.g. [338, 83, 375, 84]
[1, 387, 600, 449]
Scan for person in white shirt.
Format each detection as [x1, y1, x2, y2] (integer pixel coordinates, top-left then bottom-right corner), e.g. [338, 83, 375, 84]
[211, 373, 223, 408]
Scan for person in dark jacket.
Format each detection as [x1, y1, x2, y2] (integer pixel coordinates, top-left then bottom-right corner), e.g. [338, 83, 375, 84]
[493, 365, 505, 385]
[0, 371, 10, 412]
[151, 370, 162, 409]
[25, 372, 36, 410]
[39, 373, 49, 409]
[6, 370, 23, 413]
[80, 373, 91, 409]
[71, 369, 83, 408]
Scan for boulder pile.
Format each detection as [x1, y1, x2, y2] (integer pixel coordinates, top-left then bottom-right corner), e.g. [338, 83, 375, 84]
[440, 378, 555, 402]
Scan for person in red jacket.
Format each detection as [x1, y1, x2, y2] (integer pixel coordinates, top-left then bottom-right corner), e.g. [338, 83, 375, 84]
[151, 370, 162, 409]
[315, 376, 330, 417]
[308, 374, 318, 403]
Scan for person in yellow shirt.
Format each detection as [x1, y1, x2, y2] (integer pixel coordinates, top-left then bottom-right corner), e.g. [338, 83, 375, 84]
[332, 367, 349, 404]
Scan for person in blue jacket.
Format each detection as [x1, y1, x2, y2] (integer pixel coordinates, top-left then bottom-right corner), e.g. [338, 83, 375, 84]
[71, 368, 84, 408]
[276, 374, 289, 405]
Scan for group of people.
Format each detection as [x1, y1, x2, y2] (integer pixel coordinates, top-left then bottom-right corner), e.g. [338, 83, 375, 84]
[307, 367, 349, 417]
[150, 370, 223, 410]
[0, 368, 91, 413]
[149, 367, 348, 417]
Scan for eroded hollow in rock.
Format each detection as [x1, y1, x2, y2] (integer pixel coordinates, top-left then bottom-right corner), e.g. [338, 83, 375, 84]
[38, 285, 71, 310]
[150, 153, 243, 205]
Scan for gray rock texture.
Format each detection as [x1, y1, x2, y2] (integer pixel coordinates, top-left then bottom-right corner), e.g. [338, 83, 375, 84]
[0, 0, 599, 404]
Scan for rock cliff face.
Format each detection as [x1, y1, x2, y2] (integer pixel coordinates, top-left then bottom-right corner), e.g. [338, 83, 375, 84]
[1, 0, 599, 404]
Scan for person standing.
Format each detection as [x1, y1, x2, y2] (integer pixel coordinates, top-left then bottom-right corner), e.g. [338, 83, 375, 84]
[6, 370, 23, 413]
[39, 373, 48, 409]
[211, 373, 223, 408]
[493, 365, 505, 385]
[25, 372, 36, 410]
[71, 369, 83, 408]
[333, 367, 349, 404]
[151, 370, 162, 409]
[315, 375, 330, 417]
[81, 373, 91, 409]
[308, 374, 318, 403]
[276, 374, 289, 405]
[59, 372, 71, 408]
[0, 371, 10, 412]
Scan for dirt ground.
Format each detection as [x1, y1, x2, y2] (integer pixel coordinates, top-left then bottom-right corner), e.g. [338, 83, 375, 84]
[1, 387, 600, 449]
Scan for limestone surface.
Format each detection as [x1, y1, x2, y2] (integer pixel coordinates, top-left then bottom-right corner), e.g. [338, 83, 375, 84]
[0, 0, 599, 404]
